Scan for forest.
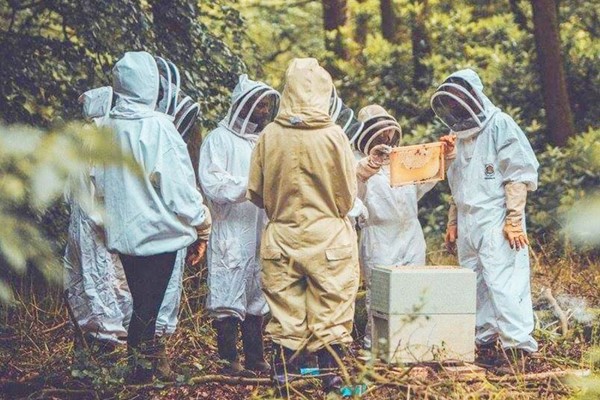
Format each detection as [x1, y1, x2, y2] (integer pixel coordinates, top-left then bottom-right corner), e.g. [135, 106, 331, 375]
[0, 0, 599, 399]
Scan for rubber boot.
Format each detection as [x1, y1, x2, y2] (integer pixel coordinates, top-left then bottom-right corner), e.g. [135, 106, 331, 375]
[241, 315, 270, 373]
[213, 317, 244, 375]
[317, 344, 344, 394]
[150, 339, 175, 382]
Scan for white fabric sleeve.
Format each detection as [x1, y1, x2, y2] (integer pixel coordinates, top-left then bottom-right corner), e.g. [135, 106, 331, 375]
[494, 114, 539, 191]
[153, 143, 208, 228]
[198, 132, 248, 205]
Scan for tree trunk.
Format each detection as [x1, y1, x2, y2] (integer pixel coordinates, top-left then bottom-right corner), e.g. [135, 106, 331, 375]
[322, 0, 350, 60]
[380, 0, 398, 42]
[354, 0, 369, 46]
[411, 0, 431, 91]
[531, 0, 575, 146]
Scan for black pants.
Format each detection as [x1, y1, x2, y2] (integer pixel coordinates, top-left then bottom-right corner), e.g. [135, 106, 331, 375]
[120, 252, 176, 348]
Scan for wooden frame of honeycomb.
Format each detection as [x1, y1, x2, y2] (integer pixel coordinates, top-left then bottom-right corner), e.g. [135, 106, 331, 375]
[389, 142, 445, 187]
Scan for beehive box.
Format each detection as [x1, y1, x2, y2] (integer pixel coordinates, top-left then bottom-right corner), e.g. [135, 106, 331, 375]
[370, 265, 476, 363]
[390, 142, 445, 187]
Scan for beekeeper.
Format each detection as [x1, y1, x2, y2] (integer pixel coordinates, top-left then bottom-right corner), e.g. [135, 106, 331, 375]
[199, 74, 279, 375]
[247, 58, 359, 393]
[99, 51, 211, 383]
[431, 69, 539, 367]
[352, 104, 450, 350]
[64, 87, 132, 350]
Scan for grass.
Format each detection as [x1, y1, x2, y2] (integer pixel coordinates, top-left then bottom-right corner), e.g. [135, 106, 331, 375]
[0, 244, 598, 399]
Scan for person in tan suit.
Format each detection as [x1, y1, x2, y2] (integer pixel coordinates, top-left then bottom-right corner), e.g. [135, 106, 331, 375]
[247, 58, 359, 393]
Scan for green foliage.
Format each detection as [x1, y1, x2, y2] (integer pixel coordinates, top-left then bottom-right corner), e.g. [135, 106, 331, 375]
[528, 128, 600, 248]
[0, 0, 250, 130]
[0, 123, 128, 304]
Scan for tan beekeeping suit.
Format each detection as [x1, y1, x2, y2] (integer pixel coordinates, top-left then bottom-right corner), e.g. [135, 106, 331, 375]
[246, 58, 359, 353]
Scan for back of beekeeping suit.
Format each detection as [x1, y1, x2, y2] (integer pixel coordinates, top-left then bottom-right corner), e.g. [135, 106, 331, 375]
[247, 58, 359, 393]
[431, 69, 539, 365]
[99, 51, 211, 383]
[199, 74, 279, 374]
[64, 87, 132, 347]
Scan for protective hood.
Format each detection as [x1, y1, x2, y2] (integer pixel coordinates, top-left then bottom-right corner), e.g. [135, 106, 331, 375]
[275, 58, 334, 129]
[79, 86, 113, 122]
[110, 51, 160, 120]
[431, 69, 499, 139]
[329, 87, 363, 140]
[222, 74, 279, 139]
[155, 56, 200, 140]
[355, 104, 402, 155]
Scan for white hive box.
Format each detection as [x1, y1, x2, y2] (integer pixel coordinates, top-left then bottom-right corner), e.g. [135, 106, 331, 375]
[370, 265, 476, 364]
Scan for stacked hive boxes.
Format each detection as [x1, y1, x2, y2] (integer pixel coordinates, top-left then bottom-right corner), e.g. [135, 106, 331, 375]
[370, 265, 477, 363]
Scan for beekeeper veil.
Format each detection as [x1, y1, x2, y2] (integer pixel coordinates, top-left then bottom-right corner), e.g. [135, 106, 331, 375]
[430, 69, 498, 139]
[329, 86, 363, 142]
[355, 104, 402, 156]
[155, 56, 201, 139]
[225, 74, 279, 138]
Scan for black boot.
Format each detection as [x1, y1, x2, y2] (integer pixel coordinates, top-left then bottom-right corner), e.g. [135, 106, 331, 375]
[125, 344, 153, 384]
[149, 338, 175, 382]
[241, 315, 270, 373]
[317, 344, 344, 394]
[213, 318, 244, 374]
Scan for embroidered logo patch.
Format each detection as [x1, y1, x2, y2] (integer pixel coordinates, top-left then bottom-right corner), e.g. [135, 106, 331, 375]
[484, 163, 495, 179]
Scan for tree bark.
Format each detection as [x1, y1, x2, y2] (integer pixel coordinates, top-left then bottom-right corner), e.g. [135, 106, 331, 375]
[411, 0, 431, 91]
[354, 0, 369, 46]
[531, 0, 575, 146]
[322, 0, 350, 59]
[380, 0, 398, 42]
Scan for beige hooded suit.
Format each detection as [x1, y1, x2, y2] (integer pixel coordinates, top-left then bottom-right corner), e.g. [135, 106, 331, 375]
[247, 58, 359, 353]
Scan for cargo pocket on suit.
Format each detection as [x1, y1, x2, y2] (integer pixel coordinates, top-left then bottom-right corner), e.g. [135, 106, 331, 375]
[260, 247, 287, 293]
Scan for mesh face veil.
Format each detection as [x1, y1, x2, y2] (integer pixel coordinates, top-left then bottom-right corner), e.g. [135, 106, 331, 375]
[154, 56, 200, 140]
[227, 87, 280, 136]
[356, 116, 402, 155]
[329, 87, 364, 142]
[430, 78, 487, 134]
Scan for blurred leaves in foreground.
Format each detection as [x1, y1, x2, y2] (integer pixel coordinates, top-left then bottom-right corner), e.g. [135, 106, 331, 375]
[0, 123, 128, 304]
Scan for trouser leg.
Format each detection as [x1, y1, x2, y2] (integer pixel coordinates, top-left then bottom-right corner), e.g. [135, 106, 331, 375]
[121, 252, 176, 383]
[305, 248, 359, 353]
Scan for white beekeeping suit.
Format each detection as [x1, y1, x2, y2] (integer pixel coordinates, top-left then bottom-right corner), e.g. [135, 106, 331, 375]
[352, 104, 436, 350]
[198, 74, 279, 373]
[431, 69, 539, 353]
[64, 86, 132, 344]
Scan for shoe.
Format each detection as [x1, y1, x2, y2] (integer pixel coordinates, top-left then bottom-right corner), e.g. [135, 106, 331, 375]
[213, 318, 244, 375]
[241, 315, 270, 373]
[493, 348, 532, 375]
[151, 339, 176, 382]
[317, 344, 345, 394]
[474, 341, 499, 368]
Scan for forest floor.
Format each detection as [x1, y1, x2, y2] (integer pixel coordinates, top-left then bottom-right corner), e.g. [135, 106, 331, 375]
[1, 248, 599, 399]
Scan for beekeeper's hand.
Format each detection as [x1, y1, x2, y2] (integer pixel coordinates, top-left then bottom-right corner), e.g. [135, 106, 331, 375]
[445, 224, 458, 255]
[370, 144, 393, 166]
[503, 182, 529, 251]
[503, 223, 529, 251]
[356, 144, 392, 182]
